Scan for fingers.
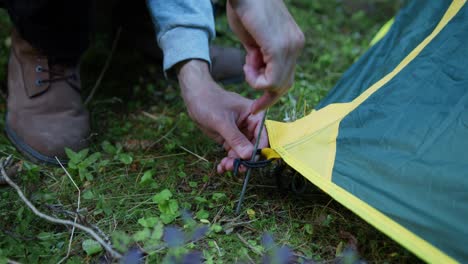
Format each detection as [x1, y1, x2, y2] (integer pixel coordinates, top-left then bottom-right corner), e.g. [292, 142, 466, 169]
[217, 148, 247, 174]
[226, 0, 258, 49]
[247, 112, 269, 149]
[217, 157, 235, 174]
[244, 54, 289, 114]
[243, 53, 266, 91]
[218, 121, 254, 160]
[217, 156, 247, 174]
[251, 91, 280, 114]
[218, 114, 270, 174]
[258, 125, 269, 149]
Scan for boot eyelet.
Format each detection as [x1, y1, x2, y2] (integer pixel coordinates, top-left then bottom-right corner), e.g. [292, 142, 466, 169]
[35, 79, 43, 86]
[35, 66, 43, 73]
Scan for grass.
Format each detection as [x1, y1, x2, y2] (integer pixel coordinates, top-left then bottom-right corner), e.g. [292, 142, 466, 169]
[0, 1, 422, 263]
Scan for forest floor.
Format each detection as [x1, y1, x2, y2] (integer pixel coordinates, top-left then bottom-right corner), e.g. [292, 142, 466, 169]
[0, 1, 421, 263]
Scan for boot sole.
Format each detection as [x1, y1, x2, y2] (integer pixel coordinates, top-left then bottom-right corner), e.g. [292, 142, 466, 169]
[4, 120, 67, 166]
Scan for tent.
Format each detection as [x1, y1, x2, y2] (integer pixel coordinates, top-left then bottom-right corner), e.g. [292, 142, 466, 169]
[264, 0, 468, 263]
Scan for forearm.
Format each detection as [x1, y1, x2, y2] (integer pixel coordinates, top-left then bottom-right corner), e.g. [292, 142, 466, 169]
[146, 0, 216, 72]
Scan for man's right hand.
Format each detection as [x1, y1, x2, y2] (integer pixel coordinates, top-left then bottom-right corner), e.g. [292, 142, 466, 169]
[176, 60, 268, 173]
[227, 0, 305, 114]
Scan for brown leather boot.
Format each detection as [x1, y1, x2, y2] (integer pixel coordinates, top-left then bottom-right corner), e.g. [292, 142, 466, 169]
[5, 29, 90, 165]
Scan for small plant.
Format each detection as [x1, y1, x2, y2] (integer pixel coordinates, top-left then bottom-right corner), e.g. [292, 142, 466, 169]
[110, 210, 210, 263]
[101, 141, 133, 165]
[153, 189, 180, 224]
[66, 148, 102, 181]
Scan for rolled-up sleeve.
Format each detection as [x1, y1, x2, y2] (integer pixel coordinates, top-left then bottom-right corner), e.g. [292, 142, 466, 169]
[146, 0, 215, 72]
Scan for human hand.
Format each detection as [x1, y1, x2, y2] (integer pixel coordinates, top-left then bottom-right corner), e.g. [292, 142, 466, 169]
[176, 60, 268, 173]
[227, 0, 305, 114]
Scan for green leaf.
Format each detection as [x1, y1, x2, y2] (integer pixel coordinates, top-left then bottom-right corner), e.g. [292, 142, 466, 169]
[102, 141, 116, 154]
[133, 228, 151, 242]
[211, 224, 223, 233]
[160, 213, 176, 224]
[153, 189, 172, 203]
[112, 231, 132, 252]
[158, 201, 180, 218]
[82, 239, 103, 256]
[79, 167, 93, 181]
[37, 232, 54, 241]
[83, 190, 95, 200]
[158, 202, 169, 214]
[99, 159, 110, 167]
[66, 148, 88, 168]
[202, 175, 209, 183]
[151, 222, 164, 240]
[0, 256, 8, 264]
[335, 241, 344, 257]
[103, 206, 113, 216]
[65, 148, 78, 161]
[196, 209, 209, 220]
[118, 153, 133, 165]
[76, 148, 89, 161]
[115, 143, 123, 154]
[322, 214, 333, 227]
[304, 224, 314, 235]
[194, 196, 208, 204]
[82, 152, 101, 167]
[168, 199, 179, 215]
[140, 170, 154, 186]
[138, 217, 159, 228]
[212, 193, 227, 202]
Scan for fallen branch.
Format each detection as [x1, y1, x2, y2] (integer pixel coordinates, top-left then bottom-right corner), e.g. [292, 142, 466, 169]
[44, 204, 111, 244]
[0, 161, 18, 185]
[0, 156, 122, 259]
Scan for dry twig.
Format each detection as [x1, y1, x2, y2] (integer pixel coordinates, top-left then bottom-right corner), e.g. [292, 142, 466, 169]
[0, 156, 122, 259]
[179, 146, 209, 163]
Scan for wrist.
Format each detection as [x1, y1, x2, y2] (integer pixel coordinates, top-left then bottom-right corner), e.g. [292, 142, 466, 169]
[176, 59, 217, 100]
[176, 59, 212, 84]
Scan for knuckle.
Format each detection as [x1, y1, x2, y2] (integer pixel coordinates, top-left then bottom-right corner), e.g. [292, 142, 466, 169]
[276, 27, 305, 53]
[294, 29, 306, 50]
[231, 134, 247, 147]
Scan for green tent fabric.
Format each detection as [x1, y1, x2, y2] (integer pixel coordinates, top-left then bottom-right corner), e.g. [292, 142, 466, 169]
[265, 0, 468, 262]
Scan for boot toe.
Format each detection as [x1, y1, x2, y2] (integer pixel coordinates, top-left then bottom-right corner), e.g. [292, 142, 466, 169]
[6, 111, 90, 164]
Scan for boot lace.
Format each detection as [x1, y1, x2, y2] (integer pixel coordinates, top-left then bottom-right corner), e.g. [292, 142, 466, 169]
[35, 65, 80, 91]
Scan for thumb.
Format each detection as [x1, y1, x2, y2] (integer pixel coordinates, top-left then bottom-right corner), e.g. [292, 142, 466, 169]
[251, 91, 279, 114]
[220, 123, 254, 160]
